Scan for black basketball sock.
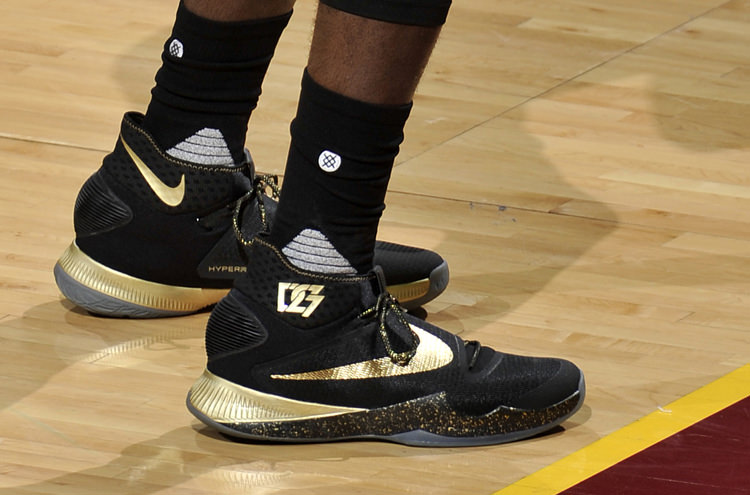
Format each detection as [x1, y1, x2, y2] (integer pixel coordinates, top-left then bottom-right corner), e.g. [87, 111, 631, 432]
[270, 70, 412, 274]
[142, 1, 291, 166]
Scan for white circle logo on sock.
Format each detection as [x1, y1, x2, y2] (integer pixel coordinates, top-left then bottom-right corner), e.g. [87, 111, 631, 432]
[169, 39, 184, 58]
[318, 150, 342, 172]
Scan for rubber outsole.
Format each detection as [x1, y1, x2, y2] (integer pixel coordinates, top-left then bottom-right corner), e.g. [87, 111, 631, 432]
[389, 260, 450, 311]
[53, 263, 197, 318]
[54, 242, 228, 318]
[186, 371, 586, 448]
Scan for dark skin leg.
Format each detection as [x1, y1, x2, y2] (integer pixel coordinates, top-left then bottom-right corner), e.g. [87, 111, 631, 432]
[307, 4, 442, 105]
[182, 1, 439, 104]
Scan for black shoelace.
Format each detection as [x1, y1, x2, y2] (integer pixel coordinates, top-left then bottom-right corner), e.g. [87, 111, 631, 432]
[232, 173, 280, 246]
[464, 340, 482, 370]
[361, 293, 484, 369]
[360, 292, 420, 366]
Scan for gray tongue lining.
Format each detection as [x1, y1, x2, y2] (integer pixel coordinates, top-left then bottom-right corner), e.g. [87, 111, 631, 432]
[166, 128, 235, 166]
[281, 229, 356, 275]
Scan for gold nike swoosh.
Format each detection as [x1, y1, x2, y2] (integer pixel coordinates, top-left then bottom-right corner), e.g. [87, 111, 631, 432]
[270, 325, 454, 381]
[122, 136, 185, 207]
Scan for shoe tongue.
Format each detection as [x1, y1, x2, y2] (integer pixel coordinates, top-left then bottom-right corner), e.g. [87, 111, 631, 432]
[242, 148, 256, 176]
[230, 149, 256, 196]
[372, 265, 387, 294]
[232, 168, 253, 196]
[359, 266, 386, 308]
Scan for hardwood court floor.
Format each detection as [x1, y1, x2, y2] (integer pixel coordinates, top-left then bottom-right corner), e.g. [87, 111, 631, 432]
[1, 0, 749, 493]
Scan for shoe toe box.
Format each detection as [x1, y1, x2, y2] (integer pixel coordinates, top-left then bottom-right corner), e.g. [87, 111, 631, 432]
[511, 358, 584, 410]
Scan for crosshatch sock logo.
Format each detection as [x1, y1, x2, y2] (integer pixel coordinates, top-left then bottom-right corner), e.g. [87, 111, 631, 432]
[277, 283, 325, 318]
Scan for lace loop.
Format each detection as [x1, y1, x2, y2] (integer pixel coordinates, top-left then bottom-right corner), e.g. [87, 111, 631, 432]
[464, 340, 482, 370]
[361, 292, 419, 366]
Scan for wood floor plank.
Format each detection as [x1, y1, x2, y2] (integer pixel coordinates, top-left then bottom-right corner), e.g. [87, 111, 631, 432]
[1, 0, 749, 493]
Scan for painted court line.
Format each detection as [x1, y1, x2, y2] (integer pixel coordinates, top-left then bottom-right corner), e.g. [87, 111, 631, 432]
[493, 364, 750, 494]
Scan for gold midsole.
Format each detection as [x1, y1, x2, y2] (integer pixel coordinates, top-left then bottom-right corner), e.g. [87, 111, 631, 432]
[387, 278, 430, 303]
[189, 370, 364, 423]
[56, 242, 228, 312]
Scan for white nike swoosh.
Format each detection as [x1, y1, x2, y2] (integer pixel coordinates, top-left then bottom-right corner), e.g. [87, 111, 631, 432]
[270, 324, 454, 381]
[122, 136, 185, 207]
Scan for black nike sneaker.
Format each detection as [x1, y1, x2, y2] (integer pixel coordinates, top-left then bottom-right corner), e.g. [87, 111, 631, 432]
[54, 112, 449, 317]
[186, 237, 585, 446]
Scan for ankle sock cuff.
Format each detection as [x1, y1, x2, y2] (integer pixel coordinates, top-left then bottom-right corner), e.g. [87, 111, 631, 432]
[291, 70, 412, 171]
[152, 4, 292, 114]
[169, 2, 292, 63]
[143, 4, 291, 163]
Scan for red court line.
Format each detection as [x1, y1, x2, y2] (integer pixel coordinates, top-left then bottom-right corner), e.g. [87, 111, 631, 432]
[560, 396, 750, 494]
[494, 365, 750, 494]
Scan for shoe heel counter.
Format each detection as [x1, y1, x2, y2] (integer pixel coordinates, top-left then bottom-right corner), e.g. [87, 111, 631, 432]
[206, 291, 268, 362]
[73, 172, 133, 237]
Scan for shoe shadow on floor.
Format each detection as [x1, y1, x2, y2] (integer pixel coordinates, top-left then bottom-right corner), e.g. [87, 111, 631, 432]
[2, 294, 592, 494]
[384, 98, 620, 342]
